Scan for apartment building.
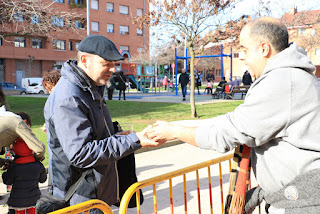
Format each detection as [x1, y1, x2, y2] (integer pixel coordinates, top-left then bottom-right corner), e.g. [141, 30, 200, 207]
[0, 0, 149, 86]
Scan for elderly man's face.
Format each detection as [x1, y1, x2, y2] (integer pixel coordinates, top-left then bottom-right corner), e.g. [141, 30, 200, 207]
[239, 26, 265, 78]
[86, 54, 116, 86]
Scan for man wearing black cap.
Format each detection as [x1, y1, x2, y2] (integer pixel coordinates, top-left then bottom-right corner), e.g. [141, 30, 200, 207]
[44, 35, 162, 210]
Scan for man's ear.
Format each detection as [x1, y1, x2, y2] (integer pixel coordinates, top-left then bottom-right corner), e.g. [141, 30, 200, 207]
[260, 42, 271, 57]
[79, 54, 88, 68]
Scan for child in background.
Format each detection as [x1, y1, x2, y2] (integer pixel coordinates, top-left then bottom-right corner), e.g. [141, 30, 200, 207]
[204, 78, 214, 94]
[2, 112, 47, 214]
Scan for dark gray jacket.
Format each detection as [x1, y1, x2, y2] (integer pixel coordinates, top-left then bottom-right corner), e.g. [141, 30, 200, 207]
[44, 60, 141, 206]
[2, 161, 47, 208]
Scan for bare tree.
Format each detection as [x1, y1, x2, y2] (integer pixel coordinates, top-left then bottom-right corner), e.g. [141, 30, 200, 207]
[135, 0, 241, 118]
[0, 0, 85, 40]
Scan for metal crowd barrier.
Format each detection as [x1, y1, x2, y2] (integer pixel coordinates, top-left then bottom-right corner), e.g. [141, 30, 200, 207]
[49, 199, 114, 214]
[119, 153, 234, 214]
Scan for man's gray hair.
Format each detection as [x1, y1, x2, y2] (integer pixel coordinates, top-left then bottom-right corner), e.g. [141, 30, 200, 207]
[249, 18, 289, 52]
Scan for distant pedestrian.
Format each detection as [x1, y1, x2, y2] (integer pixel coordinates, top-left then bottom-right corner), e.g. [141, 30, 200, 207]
[116, 71, 127, 100]
[195, 70, 202, 95]
[179, 69, 189, 101]
[206, 70, 215, 82]
[107, 75, 116, 100]
[242, 70, 253, 85]
[163, 76, 168, 90]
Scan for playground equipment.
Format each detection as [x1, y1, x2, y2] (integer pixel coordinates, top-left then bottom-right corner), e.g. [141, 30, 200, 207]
[174, 44, 233, 95]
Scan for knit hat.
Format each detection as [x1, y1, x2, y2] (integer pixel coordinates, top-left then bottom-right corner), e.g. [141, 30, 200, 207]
[14, 138, 35, 164]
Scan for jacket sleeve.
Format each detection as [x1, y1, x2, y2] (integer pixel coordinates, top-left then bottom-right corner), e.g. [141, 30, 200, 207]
[52, 97, 141, 168]
[2, 165, 15, 185]
[195, 72, 291, 152]
[15, 118, 46, 160]
[38, 162, 47, 183]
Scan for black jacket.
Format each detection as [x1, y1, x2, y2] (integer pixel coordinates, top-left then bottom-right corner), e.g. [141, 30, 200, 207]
[179, 73, 189, 86]
[116, 74, 127, 90]
[2, 161, 47, 207]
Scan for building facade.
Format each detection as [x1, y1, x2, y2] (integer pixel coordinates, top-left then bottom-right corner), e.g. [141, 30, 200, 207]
[0, 0, 149, 86]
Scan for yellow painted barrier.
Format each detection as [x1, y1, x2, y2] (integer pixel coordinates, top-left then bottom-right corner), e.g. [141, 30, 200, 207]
[49, 199, 113, 214]
[119, 153, 234, 214]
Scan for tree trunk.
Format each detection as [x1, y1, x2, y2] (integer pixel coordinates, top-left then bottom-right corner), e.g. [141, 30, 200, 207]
[189, 45, 198, 118]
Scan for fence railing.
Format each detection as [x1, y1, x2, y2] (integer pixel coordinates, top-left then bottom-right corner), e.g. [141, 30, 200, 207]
[49, 199, 114, 214]
[119, 153, 234, 214]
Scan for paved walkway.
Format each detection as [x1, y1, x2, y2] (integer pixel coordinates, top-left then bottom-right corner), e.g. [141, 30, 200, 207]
[25, 89, 243, 104]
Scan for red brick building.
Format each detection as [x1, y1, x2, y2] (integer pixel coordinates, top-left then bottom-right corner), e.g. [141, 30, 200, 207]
[0, 0, 149, 86]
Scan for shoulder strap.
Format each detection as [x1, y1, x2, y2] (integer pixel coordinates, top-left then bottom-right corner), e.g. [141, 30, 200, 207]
[64, 170, 89, 202]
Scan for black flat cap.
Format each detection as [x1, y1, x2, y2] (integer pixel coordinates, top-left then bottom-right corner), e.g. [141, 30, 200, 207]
[78, 35, 125, 61]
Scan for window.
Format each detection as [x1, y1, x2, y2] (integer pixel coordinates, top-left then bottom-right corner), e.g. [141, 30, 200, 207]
[215, 69, 221, 77]
[31, 15, 40, 24]
[75, 20, 85, 29]
[120, 46, 129, 52]
[137, 8, 143, 17]
[107, 24, 114, 33]
[69, 41, 73, 50]
[233, 52, 239, 58]
[91, 21, 99, 31]
[107, 3, 114, 12]
[91, 0, 99, 10]
[53, 40, 66, 50]
[119, 5, 129, 15]
[137, 47, 143, 53]
[69, 0, 84, 4]
[14, 37, 25, 48]
[137, 28, 143, 36]
[120, 25, 129, 35]
[75, 42, 80, 50]
[53, 0, 64, 2]
[52, 17, 64, 27]
[32, 38, 42, 48]
[13, 12, 23, 22]
[316, 48, 320, 56]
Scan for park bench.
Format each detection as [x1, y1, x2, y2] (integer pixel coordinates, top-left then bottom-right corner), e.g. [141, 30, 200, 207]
[224, 85, 250, 99]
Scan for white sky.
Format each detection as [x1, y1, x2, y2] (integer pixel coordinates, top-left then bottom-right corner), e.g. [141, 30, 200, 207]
[149, 0, 320, 55]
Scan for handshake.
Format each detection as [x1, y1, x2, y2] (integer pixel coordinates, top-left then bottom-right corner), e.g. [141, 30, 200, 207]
[135, 121, 177, 148]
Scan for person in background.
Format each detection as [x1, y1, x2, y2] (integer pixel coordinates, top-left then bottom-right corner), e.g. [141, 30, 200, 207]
[204, 78, 213, 94]
[3, 112, 47, 214]
[116, 71, 127, 100]
[41, 70, 61, 132]
[107, 74, 116, 100]
[42, 70, 61, 94]
[178, 69, 189, 101]
[195, 70, 202, 95]
[162, 76, 168, 90]
[206, 70, 215, 82]
[242, 70, 253, 85]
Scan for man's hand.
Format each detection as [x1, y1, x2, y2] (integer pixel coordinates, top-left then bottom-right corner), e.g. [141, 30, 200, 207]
[147, 121, 177, 142]
[136, 126, 166, 147]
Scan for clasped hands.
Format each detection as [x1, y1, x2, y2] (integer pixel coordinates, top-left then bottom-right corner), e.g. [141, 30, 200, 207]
[120, 121, 175, 148]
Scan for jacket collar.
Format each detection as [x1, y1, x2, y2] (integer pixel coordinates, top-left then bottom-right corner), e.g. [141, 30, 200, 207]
[64, 60, 105, 102]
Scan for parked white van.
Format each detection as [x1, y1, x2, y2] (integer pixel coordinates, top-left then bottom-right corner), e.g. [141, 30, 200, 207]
[21, 78, 42, 89]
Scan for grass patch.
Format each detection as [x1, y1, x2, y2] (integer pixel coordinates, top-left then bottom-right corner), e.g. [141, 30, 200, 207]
[5, 96, 243, 167]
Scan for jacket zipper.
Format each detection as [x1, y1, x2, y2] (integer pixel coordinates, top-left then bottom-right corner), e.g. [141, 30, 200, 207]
[101, 104, 120, 202]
